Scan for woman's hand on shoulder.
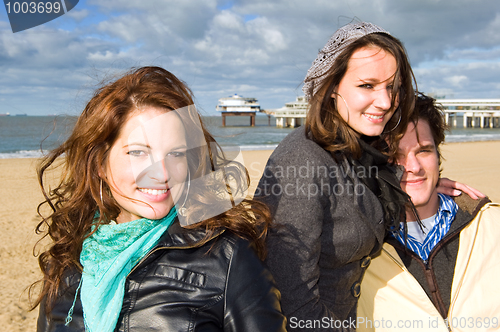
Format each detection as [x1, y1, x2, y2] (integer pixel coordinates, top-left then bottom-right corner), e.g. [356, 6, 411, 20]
[437, 177, 485, 200]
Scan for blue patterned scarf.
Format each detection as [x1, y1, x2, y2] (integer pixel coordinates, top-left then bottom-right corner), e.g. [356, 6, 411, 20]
[395, 194, 458, 262]
[76, 208, 177, 332]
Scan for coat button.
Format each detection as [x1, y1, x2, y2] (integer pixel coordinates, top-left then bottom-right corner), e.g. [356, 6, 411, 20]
[360, 256, 371, 268]
[351, 282, 361, 298]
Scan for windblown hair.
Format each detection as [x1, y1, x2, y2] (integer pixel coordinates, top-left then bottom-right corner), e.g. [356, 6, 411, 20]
[410, 93, 449, 167]
[30, 66, 272, 312]
[305, 33, 416, 158]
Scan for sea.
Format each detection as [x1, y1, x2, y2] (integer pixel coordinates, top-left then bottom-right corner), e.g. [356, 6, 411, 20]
[2, 114, 500, 159]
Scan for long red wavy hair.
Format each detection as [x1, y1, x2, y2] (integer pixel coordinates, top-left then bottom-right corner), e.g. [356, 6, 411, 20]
[30, 66, 271, 312]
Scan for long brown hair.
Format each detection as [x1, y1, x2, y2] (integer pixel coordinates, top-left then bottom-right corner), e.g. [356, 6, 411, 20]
[305, 32, 416, 158]
[30, 66, 271, 311]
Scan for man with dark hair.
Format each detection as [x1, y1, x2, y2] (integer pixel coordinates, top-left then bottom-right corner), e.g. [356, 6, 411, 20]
[357, 94, 500, 331]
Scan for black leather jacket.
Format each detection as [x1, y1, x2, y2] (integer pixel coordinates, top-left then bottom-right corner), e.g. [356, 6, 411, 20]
[37, 221, 287, 332]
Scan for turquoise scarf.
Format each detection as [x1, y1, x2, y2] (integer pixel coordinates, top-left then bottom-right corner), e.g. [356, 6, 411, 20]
[77, 208, 177, 332]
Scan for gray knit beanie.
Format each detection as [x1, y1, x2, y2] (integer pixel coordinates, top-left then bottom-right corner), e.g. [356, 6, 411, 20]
[302, 22, 390, 100]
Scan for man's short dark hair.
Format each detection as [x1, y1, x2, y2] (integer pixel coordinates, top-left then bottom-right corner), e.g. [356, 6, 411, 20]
[409, 93, 449, 166]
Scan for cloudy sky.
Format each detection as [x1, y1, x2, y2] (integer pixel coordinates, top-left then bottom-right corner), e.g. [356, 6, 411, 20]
[1, 0, 500, 116]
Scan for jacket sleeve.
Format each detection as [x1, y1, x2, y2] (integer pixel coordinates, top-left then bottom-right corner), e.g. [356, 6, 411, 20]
[223, 237, 287, 332]
[37, 271, 85, 332]
[255, 150, 351, 331]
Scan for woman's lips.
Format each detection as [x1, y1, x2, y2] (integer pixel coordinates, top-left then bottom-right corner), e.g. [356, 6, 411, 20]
[363, 113, 385, 123]
[137, 188, 170, 202]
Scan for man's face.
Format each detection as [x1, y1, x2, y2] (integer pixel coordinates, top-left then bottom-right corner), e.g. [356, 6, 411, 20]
[397, 120, 440, 217]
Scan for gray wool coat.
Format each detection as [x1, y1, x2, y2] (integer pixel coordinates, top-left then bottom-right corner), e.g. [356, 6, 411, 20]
[255, 127, 386, 331]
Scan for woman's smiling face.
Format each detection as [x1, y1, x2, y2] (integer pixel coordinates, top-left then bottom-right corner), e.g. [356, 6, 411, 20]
[334, 45, 399, 137]
[106, 107, 188, 223]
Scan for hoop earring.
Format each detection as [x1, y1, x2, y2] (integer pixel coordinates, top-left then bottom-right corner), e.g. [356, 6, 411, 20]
[332, 92, 350, 122]
[99, 179, 103, 205]
[178, 169, 190, 217]
[383, 108, 402, 133]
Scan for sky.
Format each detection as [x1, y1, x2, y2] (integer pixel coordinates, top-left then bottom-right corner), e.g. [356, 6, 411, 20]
[1, 0, 500, 116]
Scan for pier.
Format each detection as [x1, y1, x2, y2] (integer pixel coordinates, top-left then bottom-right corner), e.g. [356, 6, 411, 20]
[437, 99, 500, 128]
[265, 98, 500, 128]
[216, 94, 261, 126]
[220, 111, 256, 126]
[264, 96, 308, 128]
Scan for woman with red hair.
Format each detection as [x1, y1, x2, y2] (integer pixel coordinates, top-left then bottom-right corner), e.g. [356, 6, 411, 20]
[32, 66, 286, 332]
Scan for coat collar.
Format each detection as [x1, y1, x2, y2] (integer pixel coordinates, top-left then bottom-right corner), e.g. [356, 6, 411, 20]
[155, 219, 225, 249]
[447, 194, 490, 234]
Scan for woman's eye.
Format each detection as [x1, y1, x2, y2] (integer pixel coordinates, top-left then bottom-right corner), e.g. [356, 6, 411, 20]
[359, 84, 373, 89]
[127, 150, 146, 157]
[167, 151, 186, 158]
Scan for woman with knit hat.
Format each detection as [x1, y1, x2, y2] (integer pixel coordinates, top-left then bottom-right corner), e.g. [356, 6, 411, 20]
[255, 21, 417, 331]
[256, 21, 482, 331]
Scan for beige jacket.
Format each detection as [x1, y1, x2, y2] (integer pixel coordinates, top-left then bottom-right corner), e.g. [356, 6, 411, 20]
[357, 202, 500, 332]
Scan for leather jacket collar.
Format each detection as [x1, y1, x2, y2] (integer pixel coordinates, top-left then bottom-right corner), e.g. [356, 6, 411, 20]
[155, 219, 226, 249]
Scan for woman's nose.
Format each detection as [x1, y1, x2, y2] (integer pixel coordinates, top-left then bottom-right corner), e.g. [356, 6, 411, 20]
[148, 159, 169, 182]
[135, 159, 169, 188]
[373, 87, 392, 110]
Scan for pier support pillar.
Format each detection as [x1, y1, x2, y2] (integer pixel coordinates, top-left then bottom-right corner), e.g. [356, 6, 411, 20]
[220, 112, 256, 127]
[276, 117, 283, 128]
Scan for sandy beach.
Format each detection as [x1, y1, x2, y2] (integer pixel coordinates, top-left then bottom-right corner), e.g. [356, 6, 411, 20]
[1, 141, 499, 331]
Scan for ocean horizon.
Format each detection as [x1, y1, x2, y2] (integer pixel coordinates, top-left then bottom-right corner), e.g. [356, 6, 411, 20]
[1, 114, 500, 159]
